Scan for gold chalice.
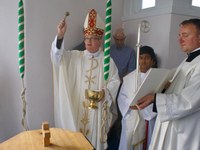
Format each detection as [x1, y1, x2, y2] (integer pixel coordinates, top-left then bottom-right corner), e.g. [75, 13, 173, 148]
[85, 89, 104, 109]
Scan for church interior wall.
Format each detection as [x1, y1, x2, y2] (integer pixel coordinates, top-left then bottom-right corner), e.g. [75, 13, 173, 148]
[122, 0, 200, 69]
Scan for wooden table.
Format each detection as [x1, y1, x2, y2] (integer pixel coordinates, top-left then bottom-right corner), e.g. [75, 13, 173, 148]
[0, 128, 94, 150]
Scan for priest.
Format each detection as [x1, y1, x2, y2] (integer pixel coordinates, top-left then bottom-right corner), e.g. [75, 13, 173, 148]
[134, 18, 200, 150]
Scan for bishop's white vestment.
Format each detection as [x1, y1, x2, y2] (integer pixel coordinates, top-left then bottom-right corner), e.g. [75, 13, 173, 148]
[149, 54, 200, 150]
[51, 37, 120, 150]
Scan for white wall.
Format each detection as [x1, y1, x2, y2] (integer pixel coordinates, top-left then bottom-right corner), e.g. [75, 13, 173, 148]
[0, 0, 23, 142]
[123, 15, 172, 68]
[123, 14, 190, 69]
[0, 0, 123, 142]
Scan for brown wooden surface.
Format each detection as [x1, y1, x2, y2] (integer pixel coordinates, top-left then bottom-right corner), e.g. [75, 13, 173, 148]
[0, 128, 94, 150]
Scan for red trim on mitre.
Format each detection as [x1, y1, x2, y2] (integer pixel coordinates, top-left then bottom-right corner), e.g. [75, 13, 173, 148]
[84, 9, 104, 37]
[88, 9, 96, 29]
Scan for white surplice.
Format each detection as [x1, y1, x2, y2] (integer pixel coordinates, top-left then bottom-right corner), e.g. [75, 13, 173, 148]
[149, 55, 200, 150]
[51, 36, 120, 150]
[118, 71, 154, 150]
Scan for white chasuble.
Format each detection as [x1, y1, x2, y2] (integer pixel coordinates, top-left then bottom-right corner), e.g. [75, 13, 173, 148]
[51, 37, 120, 150]
[149, 56, 200, 150]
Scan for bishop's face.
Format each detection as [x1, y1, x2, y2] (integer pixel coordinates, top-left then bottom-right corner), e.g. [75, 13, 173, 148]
[84, 35, 102, 53]
[139, 54, 155, 73]
[179, 24, 200, 53]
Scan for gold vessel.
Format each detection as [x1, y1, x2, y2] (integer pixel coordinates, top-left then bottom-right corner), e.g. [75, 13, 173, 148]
[85, 89, 104, 109]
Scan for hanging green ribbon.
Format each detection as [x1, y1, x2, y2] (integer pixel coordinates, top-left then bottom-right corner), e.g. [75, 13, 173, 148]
[104, 0, 112, 81]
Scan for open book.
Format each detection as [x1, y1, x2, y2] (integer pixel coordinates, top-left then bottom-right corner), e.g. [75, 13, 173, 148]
[131, 68, 176, 106]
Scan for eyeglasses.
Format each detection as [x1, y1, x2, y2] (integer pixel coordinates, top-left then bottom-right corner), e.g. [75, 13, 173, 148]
[84, 37, 101, 41]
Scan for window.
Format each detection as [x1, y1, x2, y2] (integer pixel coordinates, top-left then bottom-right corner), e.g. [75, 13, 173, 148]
[192, 0, 200, 7]
[142, 0, 156, 9]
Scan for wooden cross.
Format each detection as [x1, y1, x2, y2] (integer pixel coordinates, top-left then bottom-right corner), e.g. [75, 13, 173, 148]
[41, 122, 51, 147]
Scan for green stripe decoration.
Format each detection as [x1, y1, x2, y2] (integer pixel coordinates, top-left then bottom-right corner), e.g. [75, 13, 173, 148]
[104, 0, 112, 81]
[18, 0, 25, 79]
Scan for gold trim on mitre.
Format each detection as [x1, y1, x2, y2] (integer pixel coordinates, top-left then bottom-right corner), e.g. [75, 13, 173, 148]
[84, 9, 104, 37]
